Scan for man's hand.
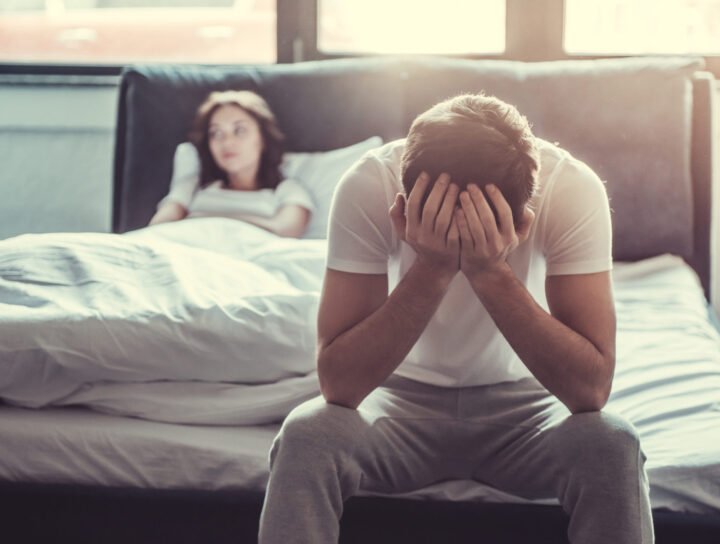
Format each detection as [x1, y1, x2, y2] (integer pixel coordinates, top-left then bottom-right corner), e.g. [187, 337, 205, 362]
[455, 183, 534, 280]
[389, 172, 461, 278]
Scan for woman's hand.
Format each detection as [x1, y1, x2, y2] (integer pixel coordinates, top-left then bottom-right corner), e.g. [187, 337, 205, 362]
[455, 183, 534, 281]
[187, 205, 311, 238]
[148, 201, 188, 226]
[389, 172, 461, 280]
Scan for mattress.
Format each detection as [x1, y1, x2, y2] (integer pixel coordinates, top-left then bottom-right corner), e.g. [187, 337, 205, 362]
[1, 255, 719, 515]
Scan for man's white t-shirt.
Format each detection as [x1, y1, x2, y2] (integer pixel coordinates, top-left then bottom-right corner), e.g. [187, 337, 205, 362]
[158, 142, 315, 218]
[326, 138, 612, 388]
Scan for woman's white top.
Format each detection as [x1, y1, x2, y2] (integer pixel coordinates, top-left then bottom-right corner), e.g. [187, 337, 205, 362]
[158, 143, 315, 218]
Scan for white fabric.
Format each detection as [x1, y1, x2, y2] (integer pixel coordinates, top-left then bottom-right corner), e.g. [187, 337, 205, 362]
[326, 138, 613, 388]
[158, 142, 315, 219]
[607, 254, 720, 515]
[0, 256, 718, 513]
[281, 136, 384, 239]
[160, 138, 384, 239]
[0, 405, 279, 490]
[0, 218, 326, 424]
[157, 141, 200, 209]
[186, 179, 315, 219]
[61, 372, 320, 426]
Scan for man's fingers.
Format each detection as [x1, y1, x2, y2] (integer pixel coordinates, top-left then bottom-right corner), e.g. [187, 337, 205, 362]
[455, 208, 474, 252]
[467, 184, 499, 236]
[406, 172, 430, 232]
[486, 184, 514, 236]
[447, 215, 460, 250]
[421, 173, 451, 231]
[434, 183, 459, 237]
[460, 190, 487, 248]
[389, 193, 407, 241]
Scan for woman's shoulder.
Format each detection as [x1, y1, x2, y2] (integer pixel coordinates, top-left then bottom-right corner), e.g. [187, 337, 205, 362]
[173, 142, 200, 169]
[273, 177, 309, 193]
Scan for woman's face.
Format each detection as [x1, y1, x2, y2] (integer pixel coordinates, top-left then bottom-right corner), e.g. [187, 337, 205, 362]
[207, 104, 264, 180]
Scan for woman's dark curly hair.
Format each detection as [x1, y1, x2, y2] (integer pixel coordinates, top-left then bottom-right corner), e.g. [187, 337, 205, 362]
[189, 90, 286, 189]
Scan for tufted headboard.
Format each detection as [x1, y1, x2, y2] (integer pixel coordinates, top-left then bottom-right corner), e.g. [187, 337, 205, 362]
[112, 56, 716, 296]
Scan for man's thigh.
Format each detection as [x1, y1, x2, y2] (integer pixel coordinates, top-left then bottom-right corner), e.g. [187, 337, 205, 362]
[277, 375, 467, 493]
[457, 377, 641, 500]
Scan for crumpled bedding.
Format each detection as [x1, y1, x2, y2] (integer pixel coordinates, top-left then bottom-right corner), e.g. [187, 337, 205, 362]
[0, 218, 326, 424]
[1, 247, 718, 514]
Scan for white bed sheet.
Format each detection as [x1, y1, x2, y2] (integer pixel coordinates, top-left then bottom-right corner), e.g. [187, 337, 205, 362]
[0, 255, 718, 515]
[0, 219, 326, 424]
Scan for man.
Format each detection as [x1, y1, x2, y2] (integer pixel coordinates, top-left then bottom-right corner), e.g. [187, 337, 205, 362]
[259, 93, 653, 543]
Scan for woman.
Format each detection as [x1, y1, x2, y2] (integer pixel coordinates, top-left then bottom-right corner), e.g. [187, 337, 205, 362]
[149, 90, 314, 238]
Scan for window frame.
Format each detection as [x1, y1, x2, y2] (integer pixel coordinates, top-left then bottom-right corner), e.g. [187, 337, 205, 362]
[1, 0, 718, 76]
[282, 0, 720, 75]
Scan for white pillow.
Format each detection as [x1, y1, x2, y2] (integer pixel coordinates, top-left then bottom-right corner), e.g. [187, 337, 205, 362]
[282, 136, 383, 239]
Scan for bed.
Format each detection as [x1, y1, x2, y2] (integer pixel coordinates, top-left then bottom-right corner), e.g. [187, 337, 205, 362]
[1, 56, 718, 542]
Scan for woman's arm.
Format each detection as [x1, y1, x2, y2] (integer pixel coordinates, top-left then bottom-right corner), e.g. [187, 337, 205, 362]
[191, 204, 312, 238]
[149, 201, 188, 225]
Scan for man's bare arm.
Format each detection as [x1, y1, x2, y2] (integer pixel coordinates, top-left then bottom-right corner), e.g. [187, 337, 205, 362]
[318, 173, 460, 409]
[457, 184, 615, 413]
[318, 262, 455, 409]
[466, 266, 614, 413]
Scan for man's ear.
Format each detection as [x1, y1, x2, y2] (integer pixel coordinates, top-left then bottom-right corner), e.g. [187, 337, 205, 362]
[389, 193, 408, 242]
[516, 206, 535, 243]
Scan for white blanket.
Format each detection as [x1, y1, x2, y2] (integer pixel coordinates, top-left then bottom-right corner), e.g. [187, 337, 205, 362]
[0, 219, 327, 424]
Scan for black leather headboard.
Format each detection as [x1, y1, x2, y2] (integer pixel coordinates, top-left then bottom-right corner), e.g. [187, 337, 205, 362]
[112, 56, 715, 294]
[113, 58, 408, 236]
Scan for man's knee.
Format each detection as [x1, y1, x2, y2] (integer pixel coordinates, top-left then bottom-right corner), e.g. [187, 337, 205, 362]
[269, 396, 364, 469]
[552, 411, 643, 470]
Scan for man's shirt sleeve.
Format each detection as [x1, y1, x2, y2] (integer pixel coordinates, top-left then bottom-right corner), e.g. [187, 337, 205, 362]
[326, 156, 393, 274]
[541, 158, 613, 276]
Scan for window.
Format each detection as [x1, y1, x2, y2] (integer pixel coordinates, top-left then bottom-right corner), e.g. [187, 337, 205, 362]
[317, 0, 505, 55]
[565, 0, 720, 55]
[0, 0, 276, 64]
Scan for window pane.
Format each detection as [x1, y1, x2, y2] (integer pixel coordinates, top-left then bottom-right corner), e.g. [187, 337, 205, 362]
[0, 0, 276, 64]
[318, 0, 505, 55]
[565, 0, 720, 55]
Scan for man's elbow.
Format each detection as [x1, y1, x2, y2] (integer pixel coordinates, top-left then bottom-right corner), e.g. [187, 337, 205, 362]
[317, 354, 362, 410]
[318, 380, 362, 411]
[569, 354, 615, 414]
[569, 386, 611, 414]
[320, 388, 361, 411]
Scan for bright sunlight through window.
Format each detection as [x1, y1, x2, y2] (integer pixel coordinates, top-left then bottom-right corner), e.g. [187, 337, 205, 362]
[0, 0, 275, 64]
[565, 0, 720, 55]
[318, 0, 505, 55]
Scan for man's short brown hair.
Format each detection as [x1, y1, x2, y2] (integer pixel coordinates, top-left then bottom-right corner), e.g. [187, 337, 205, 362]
[400, 93, 539, 224]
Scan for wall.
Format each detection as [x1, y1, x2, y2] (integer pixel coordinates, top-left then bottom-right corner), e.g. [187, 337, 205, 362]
[0, 75, 118, 240]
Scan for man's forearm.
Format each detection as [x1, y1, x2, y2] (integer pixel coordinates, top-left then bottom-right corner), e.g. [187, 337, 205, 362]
[319, 262, 455, 409]
[467, 265, 613, 413]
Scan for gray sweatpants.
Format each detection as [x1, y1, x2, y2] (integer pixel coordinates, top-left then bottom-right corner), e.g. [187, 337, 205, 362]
[259, 375, 654, 543]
